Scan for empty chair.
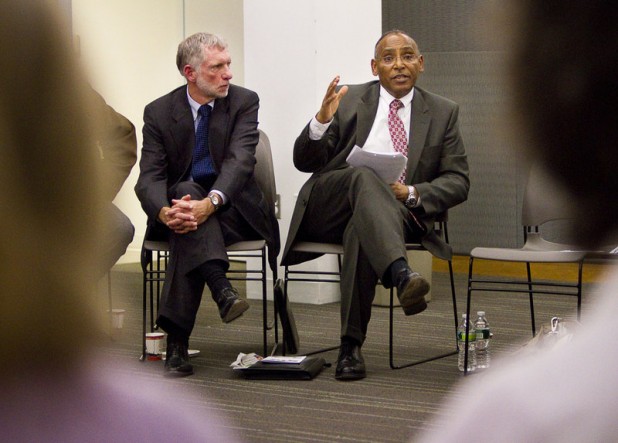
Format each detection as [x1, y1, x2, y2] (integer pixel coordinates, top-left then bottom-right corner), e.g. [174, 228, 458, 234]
[463, 165, 588, 373]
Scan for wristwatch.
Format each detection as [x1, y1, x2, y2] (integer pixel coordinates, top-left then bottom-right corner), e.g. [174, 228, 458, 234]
[404, 186, 418, 209]
[207, 192, 222, 211]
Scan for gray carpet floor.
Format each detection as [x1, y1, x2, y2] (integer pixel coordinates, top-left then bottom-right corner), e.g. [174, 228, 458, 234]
[97, 262, 603, 442]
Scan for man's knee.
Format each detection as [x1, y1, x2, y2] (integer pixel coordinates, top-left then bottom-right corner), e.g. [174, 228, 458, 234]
[118, 214, 135, 248]
[349, 167, 387, 191]
[171, 181, 206, 199]
[108, 207, 134, 255]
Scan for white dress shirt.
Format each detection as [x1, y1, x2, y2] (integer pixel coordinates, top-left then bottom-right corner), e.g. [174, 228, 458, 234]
[308, 86, 414, 152]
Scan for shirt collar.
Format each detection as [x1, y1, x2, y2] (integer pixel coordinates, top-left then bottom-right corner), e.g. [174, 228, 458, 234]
[379, 85, 415, 108]
[186, 86, 214, 120]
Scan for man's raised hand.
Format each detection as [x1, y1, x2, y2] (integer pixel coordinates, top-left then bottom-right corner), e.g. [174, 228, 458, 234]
[315, 75, 348, 124]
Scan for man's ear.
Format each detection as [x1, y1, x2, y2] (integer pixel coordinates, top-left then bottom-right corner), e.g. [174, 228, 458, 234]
[183, 65, 196, 82]
[371, 59, 378, 76]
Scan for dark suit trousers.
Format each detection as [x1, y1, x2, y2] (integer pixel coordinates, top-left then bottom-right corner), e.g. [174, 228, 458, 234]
[298, 167, 411, 344]
[97, 202, 134, 280]
[157, 181, 258, 336]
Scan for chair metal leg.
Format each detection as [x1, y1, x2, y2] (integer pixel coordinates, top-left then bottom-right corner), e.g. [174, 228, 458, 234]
[282, 265, 338, 356]
[464, 256, 474, 375]
[448, 259, 459, 334]
[445, 221, 460, 346]
[260, 250, 268, 357]
[141, 267, 148, 361]
[142, 250, 163, 361]
[389, 258, 459, 370]
[576, 261, 583, 321]
[526, 262, 536, 336]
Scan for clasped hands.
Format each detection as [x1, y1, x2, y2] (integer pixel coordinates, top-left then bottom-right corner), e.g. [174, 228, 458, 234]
[159, 194, 217, 234]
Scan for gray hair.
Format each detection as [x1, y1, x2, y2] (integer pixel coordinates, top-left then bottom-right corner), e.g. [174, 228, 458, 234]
[176, 32, 228, 75]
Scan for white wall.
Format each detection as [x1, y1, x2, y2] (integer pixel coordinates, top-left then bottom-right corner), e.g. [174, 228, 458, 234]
[71, 0, 381, 303]
[244, 0, 381, 302]
[72, 0, 185, 263]
[184, 0, 245, 86]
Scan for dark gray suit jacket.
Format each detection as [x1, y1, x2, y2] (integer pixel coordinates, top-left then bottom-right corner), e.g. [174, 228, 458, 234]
[282, 81, 469, 265]
[135, 84, 280, 270]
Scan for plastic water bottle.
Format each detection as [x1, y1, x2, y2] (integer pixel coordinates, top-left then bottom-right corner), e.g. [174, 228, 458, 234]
[474, 311, 491, 369]
[457, 314, 476, 372]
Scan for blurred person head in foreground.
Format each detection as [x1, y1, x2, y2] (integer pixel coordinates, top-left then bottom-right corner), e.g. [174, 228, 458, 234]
[418, 2, 618, 442]
[512, 1, 618, 247]
[0, 0, 102, 374]
[0, 1, 238, 441]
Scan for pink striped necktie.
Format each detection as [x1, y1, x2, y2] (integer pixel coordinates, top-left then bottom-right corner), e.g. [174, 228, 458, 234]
[388, 99, 408, 183]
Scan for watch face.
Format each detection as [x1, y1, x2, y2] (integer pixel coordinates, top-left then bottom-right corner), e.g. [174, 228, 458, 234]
[209, 194, 220, 206]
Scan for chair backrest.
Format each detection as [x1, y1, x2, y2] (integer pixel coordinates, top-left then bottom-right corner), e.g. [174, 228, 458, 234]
[522, 163, 573, 227]
[254, 129, 277, 214]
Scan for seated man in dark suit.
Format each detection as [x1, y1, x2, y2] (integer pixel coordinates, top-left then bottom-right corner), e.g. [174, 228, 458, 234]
[281, 30, 470, 380]
[90, 89, 137, 279]
[135, 32, 279, 377]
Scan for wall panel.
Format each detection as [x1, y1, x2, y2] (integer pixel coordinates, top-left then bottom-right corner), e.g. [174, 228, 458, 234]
[383, 0, 524, 252]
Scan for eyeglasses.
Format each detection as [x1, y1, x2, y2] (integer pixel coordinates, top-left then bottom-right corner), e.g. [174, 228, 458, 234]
[379, 54, 420, 65]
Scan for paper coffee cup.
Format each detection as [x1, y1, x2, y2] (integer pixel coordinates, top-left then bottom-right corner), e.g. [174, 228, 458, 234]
[145, 332, 165, 360]
[110, 309, 126, 329]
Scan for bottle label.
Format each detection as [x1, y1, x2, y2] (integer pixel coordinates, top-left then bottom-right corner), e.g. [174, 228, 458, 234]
[475, 328, 490, 339]
[457, 331, 476, 341]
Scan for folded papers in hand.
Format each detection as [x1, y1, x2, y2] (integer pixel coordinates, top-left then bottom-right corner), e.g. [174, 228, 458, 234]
[346, 145, 407, 184]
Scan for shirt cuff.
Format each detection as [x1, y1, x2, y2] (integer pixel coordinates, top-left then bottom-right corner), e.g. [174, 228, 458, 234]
[210, 189, 227, 204]
[308, 116, 332, 140]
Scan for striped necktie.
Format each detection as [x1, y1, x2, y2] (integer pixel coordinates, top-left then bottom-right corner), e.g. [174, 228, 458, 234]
[388, 99, 408, 183]
[192, 104, 215, 184]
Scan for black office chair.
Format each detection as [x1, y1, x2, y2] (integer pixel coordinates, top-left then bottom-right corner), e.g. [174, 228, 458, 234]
[284, 213, 459, 369]
[140, 129, 279, 359]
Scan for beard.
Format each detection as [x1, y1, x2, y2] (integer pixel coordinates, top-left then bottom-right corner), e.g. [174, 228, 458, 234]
[196, 75, 229, 100]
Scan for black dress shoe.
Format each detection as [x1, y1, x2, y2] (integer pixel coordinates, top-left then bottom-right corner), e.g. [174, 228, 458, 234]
[396, 268, 430, 315]
[335, 341, 366, 381]
[164, 334, 193, 377]
[213, 287, 249, 323]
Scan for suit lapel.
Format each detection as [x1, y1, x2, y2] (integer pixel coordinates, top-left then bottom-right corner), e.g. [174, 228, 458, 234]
[407, 89, 430, 182]
[170, 89, 194, 177]
[356, 83, 380, 147]
[209, 97, 229, 170]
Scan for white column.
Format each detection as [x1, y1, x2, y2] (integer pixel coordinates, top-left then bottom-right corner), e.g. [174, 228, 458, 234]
[244, 0, 381, 303]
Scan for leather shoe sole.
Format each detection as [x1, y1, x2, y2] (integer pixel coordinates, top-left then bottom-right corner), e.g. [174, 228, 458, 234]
[222, 298, 249, 323]
[164, 364, 194, 378]
[164, 353, 194, 378]
[335, 344, 366, 381]
[335, 367, 366, 381]
[398, 272, 429, 316]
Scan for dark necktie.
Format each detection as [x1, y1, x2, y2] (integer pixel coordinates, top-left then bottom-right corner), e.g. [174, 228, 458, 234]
[192, 104, 215, 184]
[388, 99, 408, 183]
